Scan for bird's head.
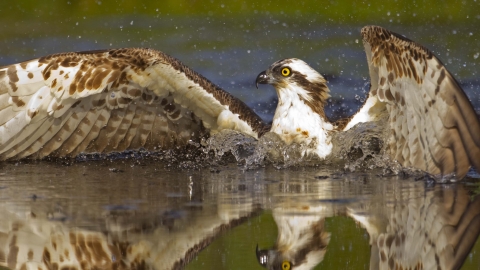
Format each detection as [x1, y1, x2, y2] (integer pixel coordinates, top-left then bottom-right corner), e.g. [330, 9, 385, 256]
[255, 216, 331, 270]
[255, 234, 330, 270]
[255, 59, 330, 111]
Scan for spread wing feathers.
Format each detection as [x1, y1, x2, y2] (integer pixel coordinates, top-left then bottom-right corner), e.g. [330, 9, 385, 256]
[0, 48, 268, 159]
[361, 25, 480, 180]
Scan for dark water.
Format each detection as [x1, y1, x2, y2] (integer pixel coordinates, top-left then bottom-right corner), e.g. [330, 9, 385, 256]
[0, 6, 479, 270]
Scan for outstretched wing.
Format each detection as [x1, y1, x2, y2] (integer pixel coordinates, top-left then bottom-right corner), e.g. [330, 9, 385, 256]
[360, 25, 480, 180]
[0, 48, 268, 159]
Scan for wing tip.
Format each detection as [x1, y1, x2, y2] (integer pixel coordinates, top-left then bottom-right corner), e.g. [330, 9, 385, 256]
[361, 25, 434, 59]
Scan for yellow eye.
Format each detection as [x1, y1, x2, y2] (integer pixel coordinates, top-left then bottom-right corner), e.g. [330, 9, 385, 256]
[282, 261, 291, 270]
[281, 67, 291, 77]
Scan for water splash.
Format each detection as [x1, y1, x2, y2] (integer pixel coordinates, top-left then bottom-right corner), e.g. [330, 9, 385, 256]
[204, 120, 401, 173]
[204, 130, 327, 169]
[329, 116, 405, 175]
[203, 130, 258, 164]
[74, 117, 415, 176]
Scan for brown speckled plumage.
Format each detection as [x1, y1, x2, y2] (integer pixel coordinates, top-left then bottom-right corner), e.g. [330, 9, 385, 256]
[0, 48, 269, 159]
[257, 26, 479, 180]
[361, 25, 480, 180]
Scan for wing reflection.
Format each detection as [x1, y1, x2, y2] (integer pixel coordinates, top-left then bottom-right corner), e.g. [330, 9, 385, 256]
[0, 192, 260, 270]
[256, 180, 480, 270]
[350, 184, 480, 270]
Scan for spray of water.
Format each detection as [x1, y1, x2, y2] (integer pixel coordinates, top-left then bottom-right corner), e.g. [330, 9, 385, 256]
[74, 116, 418, 176]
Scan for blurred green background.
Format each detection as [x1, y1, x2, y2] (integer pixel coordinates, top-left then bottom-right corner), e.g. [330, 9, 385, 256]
[1, 0, 477, 23]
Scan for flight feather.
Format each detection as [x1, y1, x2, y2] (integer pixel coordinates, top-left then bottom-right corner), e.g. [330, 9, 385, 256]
[361, 25, 480, 180]
[0, 48, 269, 159]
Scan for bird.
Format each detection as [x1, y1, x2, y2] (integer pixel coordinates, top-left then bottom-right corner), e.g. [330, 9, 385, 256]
[256, 26, 480, 181]
[0, 25, 478, 180]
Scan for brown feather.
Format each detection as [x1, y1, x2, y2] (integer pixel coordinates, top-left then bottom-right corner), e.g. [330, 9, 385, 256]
[361, 25, 480, 180]
[0, 48, 268, 159]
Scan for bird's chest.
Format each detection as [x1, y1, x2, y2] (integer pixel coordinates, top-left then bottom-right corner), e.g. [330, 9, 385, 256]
[271, 98, 331, 146]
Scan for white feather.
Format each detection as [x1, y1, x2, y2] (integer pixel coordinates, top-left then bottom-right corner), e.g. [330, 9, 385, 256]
[272, 83, 333, 158]
[0, 111, 29, 145]
[343, 94, 381, 131]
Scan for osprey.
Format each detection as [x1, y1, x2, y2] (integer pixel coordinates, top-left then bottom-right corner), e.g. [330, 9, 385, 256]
[0, 26, 478, 180]
[257, 26, 480, 180]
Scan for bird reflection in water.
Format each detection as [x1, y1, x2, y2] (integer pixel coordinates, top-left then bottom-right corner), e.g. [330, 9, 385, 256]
[256, 203, 331, 270]
[0, 172, 479, 270]
[256, 183, 480, 270]
[0, 192, 260, 270]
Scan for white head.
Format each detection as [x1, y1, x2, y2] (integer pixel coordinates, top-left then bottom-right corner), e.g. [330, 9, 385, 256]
[256, 58, 330, 116]
[256, 59, 334, 158]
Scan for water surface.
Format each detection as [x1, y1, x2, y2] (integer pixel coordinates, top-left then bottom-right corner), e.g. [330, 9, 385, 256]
[0, 161, 479, 269]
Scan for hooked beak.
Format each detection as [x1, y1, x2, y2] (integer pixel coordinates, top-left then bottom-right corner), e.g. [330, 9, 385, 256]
[255, 70, 269, 89]
[256, 244, 269, 268]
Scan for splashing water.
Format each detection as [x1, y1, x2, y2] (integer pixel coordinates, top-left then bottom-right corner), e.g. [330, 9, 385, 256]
[75, 116, 414, 176]
[204, 115, 408, 175]
[329, 116, 404, 175]
[203, 130, 258, 164]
